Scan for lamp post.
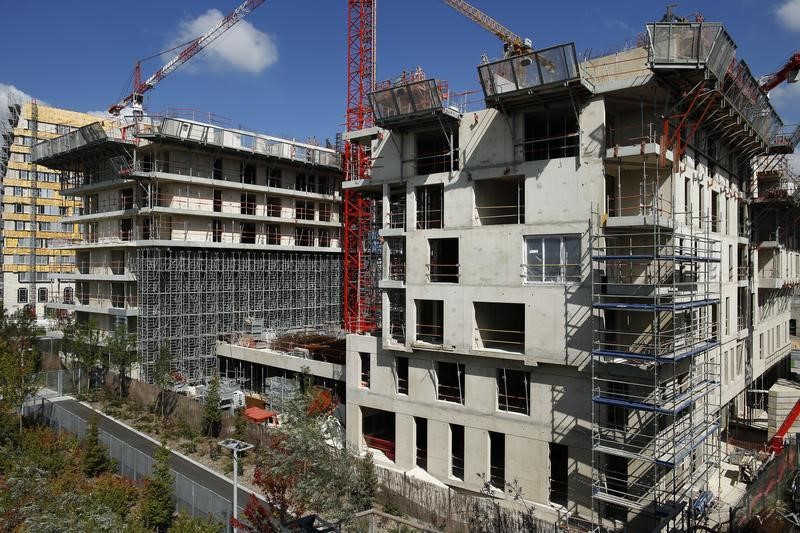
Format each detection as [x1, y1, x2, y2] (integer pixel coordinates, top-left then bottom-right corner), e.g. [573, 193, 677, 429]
[218, 438, 254, 529]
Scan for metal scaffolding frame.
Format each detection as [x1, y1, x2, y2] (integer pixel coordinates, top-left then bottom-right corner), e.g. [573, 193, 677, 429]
[134, 247, 342, 384]
[590, 209, 721, 530]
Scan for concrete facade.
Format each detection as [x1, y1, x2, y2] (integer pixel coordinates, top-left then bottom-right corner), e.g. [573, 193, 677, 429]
[343, 26, 798, 529]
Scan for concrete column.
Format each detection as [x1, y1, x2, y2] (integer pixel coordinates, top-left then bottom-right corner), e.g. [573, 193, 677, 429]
[394, 413, 415, 470]
[507, 435, 548, 503]
[346, 402, 363, 453]
[464, 426, 488, 491]
[426, 420, 450, 480]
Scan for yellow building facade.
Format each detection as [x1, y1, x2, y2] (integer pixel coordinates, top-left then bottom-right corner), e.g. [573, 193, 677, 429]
[2, 102, 96, 317]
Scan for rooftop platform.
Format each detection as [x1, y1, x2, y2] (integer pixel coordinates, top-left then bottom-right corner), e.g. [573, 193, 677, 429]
[477, 43, 593, 109]
[368, 79, 461, 131]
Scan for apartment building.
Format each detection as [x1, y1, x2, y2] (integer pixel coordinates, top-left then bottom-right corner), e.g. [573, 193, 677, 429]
[32, 114, 343, 382]
[2, 102, 97, 317]
[343, 21, 799, 530]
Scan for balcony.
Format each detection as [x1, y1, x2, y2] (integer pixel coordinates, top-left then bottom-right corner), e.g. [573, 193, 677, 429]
[369, 78, 460, 131]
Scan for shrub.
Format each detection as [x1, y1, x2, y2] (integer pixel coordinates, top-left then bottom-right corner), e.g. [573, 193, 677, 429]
[86, 472, 140, 520]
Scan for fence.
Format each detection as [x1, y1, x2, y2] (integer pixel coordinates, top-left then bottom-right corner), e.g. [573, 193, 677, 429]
[729, 437, 799, 530]
[375, 468, 560, 533]
[23, 396, 239, 531]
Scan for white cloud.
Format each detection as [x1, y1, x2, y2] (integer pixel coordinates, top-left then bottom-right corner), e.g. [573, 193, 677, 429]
[777, 0, 800, 31]
[166, 9, 277, 75]
[0, 84, 37, 153]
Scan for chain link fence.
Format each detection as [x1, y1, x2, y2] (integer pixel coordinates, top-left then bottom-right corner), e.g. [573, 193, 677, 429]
[24, 395, 237, 531]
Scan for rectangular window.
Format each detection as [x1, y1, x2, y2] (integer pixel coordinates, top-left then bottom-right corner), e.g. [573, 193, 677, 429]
[267, 167, 281, 188]
[212, 220, 222, 243]
[437, 361, 465, 404]
[711, 191, 719, 232]
[475, 177, 524, 225]
[549, 443, 568, 506]
[475, 302, 525, 353]
[791, 319, 797, 337]
[319, 203, 332, 222]
[213, 158, 223, 180]
[241, 163, 256, 184]
[497, 368, 529, 414]
[266, 197, 281, 217]
[525, 235, 580, 283]
[396, 356, 409, 395]
[111, 250, 125, 275]
[489, 432, 505, 489]
[416, 184, 444, 229]
[296, 200, 314, 220]
[240, 222, 256, 244]
[17, 288, 28, 304]
[37, 287, 48, 303]
[240, 193, 256, 215]
[120, 188, 134, 210]
[294, 227, 313, 246]
[524, 106, 578, 161]
[428, 238, 459, 283]
[450, 424, 464, 480]
[266, 224, 280, 245]
[416, 129, 458, 174]
[318, 229, 331, 247]
[359, 352, 370, 388]
[120, 219, 133, 241]
[415, 417, 427, 470]
[725, 297, 730, 336]
[213, 190, 222, 212]
[416, 299, 443, 345]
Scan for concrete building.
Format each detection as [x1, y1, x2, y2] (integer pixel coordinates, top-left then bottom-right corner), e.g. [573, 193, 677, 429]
[1, 102, 97, 317]
[343, 21, 799, 530]
[32, 113, 343, 382]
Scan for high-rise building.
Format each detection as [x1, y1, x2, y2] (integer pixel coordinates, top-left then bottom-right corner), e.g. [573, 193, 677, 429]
[33, 113, 343, 382]
[343, 20, 799, 530]
[1, 102, 97, 317]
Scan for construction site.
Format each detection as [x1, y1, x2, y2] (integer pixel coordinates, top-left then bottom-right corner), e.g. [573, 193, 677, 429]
[3, 0, 800, 531]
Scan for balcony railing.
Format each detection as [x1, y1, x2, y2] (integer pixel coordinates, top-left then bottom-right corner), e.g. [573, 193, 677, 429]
[426, 263, 460, 283]
[364, 434, 395, 462]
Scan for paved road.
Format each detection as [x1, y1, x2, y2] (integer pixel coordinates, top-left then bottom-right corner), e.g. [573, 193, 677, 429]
[52, 398, 263, 512]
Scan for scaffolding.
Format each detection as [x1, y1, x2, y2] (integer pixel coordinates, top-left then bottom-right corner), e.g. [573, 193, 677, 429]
[135, 248, 342, 384]
[591, 210, 721, 530]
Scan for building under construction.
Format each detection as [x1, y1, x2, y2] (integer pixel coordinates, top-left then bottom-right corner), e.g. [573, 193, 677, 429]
[343, 17, 800, 531]
[32, 113, 342, 382]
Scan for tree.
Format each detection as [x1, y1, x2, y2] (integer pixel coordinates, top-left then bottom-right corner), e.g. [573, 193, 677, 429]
[203, 374, 222, 437]
[107, 323, 136, 398]
[141, 444, 175, 532]
[0, 307, 43, 432]
[82, 415, 112, 477]
[237, 387, 377, 528]
[64, 318, 102, 394]
[153, 344, 174, 418]
[168, 511, 223, 533]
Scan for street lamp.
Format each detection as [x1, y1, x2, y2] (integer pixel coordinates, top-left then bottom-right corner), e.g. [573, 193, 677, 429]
[218, 438, 254, 529]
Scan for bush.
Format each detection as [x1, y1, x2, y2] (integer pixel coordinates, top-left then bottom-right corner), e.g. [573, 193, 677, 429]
[168, 511, 223, 533]
[86, 472, 140, 520]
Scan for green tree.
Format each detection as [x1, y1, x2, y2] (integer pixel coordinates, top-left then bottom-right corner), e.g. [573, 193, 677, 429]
[64, 318, 102, 394]
[0, 307, 43, 432]
[82, 415, 112, 477]
[203, 374, 222, 437]
[238, 387, 377, 527]
[107, 323, 136, 398]
[141, 444, 175, 532]
[153, 344, 174, 419]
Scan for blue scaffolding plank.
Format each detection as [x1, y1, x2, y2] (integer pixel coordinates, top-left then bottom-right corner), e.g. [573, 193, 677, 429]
[654, 422, 720, 468]
[591, 340, 720, 363]
[593, 379, 719, 415]
[593, 299, 719, 311]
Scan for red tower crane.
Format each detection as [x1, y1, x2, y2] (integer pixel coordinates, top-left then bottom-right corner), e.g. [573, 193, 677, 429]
[342, 0, 377, 333]
[760, 51, 800, 92]
[108, 0, 266, 116]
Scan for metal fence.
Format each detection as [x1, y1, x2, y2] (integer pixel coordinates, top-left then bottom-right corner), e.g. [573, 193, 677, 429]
[24, 396, 238, 531]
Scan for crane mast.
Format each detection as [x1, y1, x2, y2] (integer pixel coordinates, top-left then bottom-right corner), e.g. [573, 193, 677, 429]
[441, 0, 532, 56]
[109, 0, 266, 115]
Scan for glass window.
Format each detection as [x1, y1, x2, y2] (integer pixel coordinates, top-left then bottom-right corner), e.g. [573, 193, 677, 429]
[17, 288, 28, 304]
[525, 235, 581, 283]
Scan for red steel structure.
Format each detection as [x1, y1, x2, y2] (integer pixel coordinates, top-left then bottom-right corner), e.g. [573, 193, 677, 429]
[343, 0, 377, 333]
[760, 51, 800, 92]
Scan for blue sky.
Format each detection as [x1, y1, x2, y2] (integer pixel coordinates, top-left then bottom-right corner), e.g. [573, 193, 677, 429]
[2, 0, 800, 142]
